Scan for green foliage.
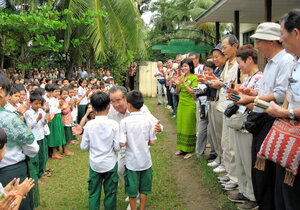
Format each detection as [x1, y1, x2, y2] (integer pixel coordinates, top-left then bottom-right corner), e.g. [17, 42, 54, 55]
[0, 3, 104, 74]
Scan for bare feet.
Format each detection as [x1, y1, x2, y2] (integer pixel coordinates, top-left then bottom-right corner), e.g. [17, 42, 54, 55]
[40, 172, 51, 179]
[175, 150, 186, 156]
[52, 155, 63, 160]
[38, 180, 43, 185]
[70, 140, 78, 144]
[63, 151, 74, 156]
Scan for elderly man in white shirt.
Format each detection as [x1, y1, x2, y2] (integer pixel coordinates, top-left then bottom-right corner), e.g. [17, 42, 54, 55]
[154, 61, 167, 105]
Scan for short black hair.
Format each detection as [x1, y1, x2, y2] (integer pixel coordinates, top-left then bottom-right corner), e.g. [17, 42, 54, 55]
[181, 58, 195, 74]
[30, 91, 43, 103]
[78, 79, 88, 86]
[189, 52, 199, 59]
[280, 9, 300, 33]
[90, 91, 110, 112]
[45, 84, 53, 92]
[204, 61, 216, 70]
[60, 87, 69, 95]
[9, 86, 19, 96]
[126, 90, 144, 110]
[0, 127, 7, 150]
[0, 75, 11, 96]
[45, 78, 52, 83]
[33, 88, 45, 96]
[15, 84, 26, 92]
[52, 84, 60, 91]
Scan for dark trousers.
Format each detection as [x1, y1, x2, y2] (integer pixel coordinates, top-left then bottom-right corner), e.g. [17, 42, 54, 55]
[251, 114, 275, 210]
[166, 86, 173, 107]
[172, 94, 179, 115]
[275, 163, 300, 210]
[0, 161, 32, 210]
[129, 76, 135, 90]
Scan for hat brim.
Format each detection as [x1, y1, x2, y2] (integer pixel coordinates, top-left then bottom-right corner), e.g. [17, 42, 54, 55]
[250, 33, 280, 41]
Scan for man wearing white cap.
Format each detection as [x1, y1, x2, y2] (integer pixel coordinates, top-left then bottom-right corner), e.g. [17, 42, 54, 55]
[236, 22, 294, 210]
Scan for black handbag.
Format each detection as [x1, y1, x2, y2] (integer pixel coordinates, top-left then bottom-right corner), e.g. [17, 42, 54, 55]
[158, 79, 166, 85]
[224, 103, 239, 118]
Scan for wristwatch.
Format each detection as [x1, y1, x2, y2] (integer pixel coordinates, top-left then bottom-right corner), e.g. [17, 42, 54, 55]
[288, 109, 296, 120]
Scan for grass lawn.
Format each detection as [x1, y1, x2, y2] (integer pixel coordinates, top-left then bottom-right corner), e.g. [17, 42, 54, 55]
[36, 102, 184, 209]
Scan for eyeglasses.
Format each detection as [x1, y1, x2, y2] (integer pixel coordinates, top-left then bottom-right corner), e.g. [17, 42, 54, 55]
[220, 45, 230, 50]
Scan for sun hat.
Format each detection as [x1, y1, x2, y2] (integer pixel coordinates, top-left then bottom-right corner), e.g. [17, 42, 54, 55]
[211, 43, 223, 54]
[250, 22, 281, 41]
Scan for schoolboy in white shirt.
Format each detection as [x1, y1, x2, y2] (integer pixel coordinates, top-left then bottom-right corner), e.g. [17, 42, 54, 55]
[24, 92, 51, 181]
[120, 90, 156, 210]
[80, 91, 120, 210]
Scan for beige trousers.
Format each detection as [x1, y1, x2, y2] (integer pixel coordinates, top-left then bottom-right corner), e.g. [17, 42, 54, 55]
[207, 101, 223, 164]
[233, 130, 255, 201]
[222, 115, 237, 183]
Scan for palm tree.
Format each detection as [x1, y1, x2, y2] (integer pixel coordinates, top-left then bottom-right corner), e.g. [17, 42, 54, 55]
[62, 0, 146, 68]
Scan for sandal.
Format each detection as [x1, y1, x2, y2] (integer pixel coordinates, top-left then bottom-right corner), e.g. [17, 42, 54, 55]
[45, 168, 54, 172]
[184, 153, 194, 159]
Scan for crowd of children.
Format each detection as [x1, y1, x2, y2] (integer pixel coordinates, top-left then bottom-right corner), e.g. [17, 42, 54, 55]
[0, 72, 157, 209]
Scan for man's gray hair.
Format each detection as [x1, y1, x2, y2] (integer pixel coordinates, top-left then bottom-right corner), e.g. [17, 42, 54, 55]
[222, 34, 239, 46]
[108, 86, 128, 98]
[176, 54, 182, 59]
[188, 52, 199, 59]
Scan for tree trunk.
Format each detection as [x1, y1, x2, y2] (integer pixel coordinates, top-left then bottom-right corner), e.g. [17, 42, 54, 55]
[66, 56, 75, 78]
[0, 34, 5, 70]
[86, 45, 94, 75]
[21, 42, 25, 77]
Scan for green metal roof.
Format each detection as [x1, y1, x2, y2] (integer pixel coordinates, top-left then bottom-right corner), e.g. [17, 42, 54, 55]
[152, 41, 213, 54]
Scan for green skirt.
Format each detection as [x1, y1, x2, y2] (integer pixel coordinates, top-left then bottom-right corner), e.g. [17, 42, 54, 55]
[27, 157, 40, 209]
[48, 114, 66, 147]
[30, 139, 48, 178]
[64, 126, 76, 141]
[176, 102, 197, 153]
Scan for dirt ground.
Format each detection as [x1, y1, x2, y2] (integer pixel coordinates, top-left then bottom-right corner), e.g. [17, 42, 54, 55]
[150, 98, 219, 210]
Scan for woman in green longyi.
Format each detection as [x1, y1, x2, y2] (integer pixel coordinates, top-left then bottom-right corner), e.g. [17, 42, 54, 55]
[174, 58, 198, 159]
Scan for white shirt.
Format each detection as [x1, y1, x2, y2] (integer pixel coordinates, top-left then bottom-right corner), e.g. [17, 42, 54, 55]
[254, 49, 294, 112]
[69, 95, 78, 122]
[48, 97, 61, 114]
[287, 57, 300, 109]
[107, 104, 162, 131]
[216, 59, 239, 113]
[78, 86, 88, 105]
[194, 64, 204, 75]
[0, 143, 39, 168]
[120, 112, 157, 171]
[155, 67, 167, 80]
[81, 116, 120, 173]
[103, 76, 114, 81]
[4, 102, 17, 112]
[24, 108, 47, 141]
